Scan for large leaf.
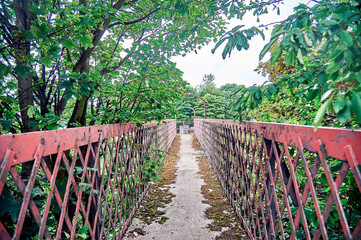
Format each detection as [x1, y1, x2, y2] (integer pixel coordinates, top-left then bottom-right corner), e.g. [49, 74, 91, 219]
[211, 37, 228, 54]
[296, 48, 304, 64]
[314, 97, 332, 129]
[334, 97, 346, 113]
[0, 119, 13, 131]
[352, 92, 361, 122]
[284, 48, 296, 67]
[270, 48, 283, 65]
[340, 30, 353, 47]
[259, 32, 283, 60]
[336, 100, 352, 123]
[326, 62, 340, 74]
[321, 89, 334, 102]
[79, 34, 94, 50]
[268, 85, 277, 94]
[0, 192, 21, 221]
[14, 65, 32, 77]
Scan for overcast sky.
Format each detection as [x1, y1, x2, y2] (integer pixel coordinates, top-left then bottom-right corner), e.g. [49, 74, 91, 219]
[172, 1, 309, 88]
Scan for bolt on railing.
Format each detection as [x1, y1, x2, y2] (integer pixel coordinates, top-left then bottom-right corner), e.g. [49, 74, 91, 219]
[0, 120, 176, 239]
[194, 119, 361, 240]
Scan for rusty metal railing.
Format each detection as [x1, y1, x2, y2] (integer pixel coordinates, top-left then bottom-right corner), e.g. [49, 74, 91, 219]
[194, 119, 361, 239]
[0, 120, 176, 239]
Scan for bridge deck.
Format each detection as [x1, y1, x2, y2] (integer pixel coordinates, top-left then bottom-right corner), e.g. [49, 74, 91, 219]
[124, 134, 245, 239]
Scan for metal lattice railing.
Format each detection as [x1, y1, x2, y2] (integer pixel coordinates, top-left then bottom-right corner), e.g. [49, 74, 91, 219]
[0, 120, 176, 239]
[194, 119, 361, 240]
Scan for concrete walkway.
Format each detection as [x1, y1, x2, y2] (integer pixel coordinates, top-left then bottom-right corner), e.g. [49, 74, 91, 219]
[124, 134, 220, 239]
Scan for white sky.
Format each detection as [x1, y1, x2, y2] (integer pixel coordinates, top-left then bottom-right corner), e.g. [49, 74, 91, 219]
[172, 1, 310, 88]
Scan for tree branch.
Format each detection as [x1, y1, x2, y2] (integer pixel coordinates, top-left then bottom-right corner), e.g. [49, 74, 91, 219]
[107, 7, 160, 29]
[0, 12, 16, 31]
[72, 0, 126, 73]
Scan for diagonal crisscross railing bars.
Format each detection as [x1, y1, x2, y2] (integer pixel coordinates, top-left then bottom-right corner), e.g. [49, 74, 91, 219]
[0, 120, 176, 239]
[194, 119, 361, 240]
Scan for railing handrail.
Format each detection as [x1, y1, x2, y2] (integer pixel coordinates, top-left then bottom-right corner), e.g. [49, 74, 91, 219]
[0, 121, 168, 166]
[194, 119, 361, 239]
[194, 119, 361, 164]
[0, 120, 176, 240]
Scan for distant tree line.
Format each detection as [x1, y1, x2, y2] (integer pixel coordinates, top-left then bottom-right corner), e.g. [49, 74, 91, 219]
[175, 74, 244, 120]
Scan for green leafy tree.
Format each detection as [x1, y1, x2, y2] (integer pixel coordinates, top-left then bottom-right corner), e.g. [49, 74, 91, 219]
[219, 83, 244, 119]
[175, 87, 199, 119]
[195, 93, 225, 119]
[213, 0, 361, 128]
[198, 73, 221, 96]
[0, 0, 228, 134]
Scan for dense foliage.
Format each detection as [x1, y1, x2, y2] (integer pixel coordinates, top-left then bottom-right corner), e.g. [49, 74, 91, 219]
[214, 0, 361, 129]
[0, 0, 228, 133]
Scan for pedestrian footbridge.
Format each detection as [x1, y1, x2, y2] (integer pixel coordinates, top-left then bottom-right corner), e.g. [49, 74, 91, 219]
[0, 119, 360, 239]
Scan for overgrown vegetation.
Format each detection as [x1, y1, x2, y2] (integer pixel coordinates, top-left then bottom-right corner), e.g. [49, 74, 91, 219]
[132, 136, 180, 226]
[176, 74, 244, 120]
[192, 136, 247, 240]
[213, 0, 361, 129]
[0, 0, 232, 134]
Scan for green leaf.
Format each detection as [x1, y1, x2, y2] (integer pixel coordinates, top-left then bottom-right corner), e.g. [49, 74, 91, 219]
[64, 91, 76, 100]
[323, 19, 338, 26]
[259, 32, 282, 60]
[27, 105, 35, 118]
[340, 31, 353, 47]
[296, 48, 304, 64]
[271, 48, 283, 65]
[222, 42, 231, 59]
[29, 120, 40, 127]
[79, 34, 94, 50]
[231, 25, 244, 33]
[284, 49, 296, 67]
[211, 37, 227, 54]
[40, 56, 52, 67]
[330, 48, 343, 60]
[352, 92, 361, 122]
[61, 39, 74, 49]
[268, 85, 277, 94]
[320, 173, 328, 185]
[48, 45, 61, 59]
[236, 33, 246, 46]
[306, 89, 319, 101]
[60, 81, 73, 90]
[356, 73, 361, 83]
[330, 161, 343, 172]
[14, 65, 31, 77]
[304, 33, 312, 46]
[0, 119, 13, 131]
[321, 89, 334, 102]
[0, 192, 21, 221]
[337, 100, 352, 123]
[46, 123, 58, 130]
[0, 63, 12, 77]
[314, 97, 333, 129]
[326, 63, 340, 74]
[334, 97, 346, 113]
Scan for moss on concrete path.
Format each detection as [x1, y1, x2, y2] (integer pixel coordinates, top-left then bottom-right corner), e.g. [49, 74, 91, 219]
[124, 134, 246, 239]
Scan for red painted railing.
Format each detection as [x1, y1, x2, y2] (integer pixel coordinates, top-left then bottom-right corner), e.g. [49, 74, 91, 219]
[0, 120, 176, 239]
[194, 119, 361, 240]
